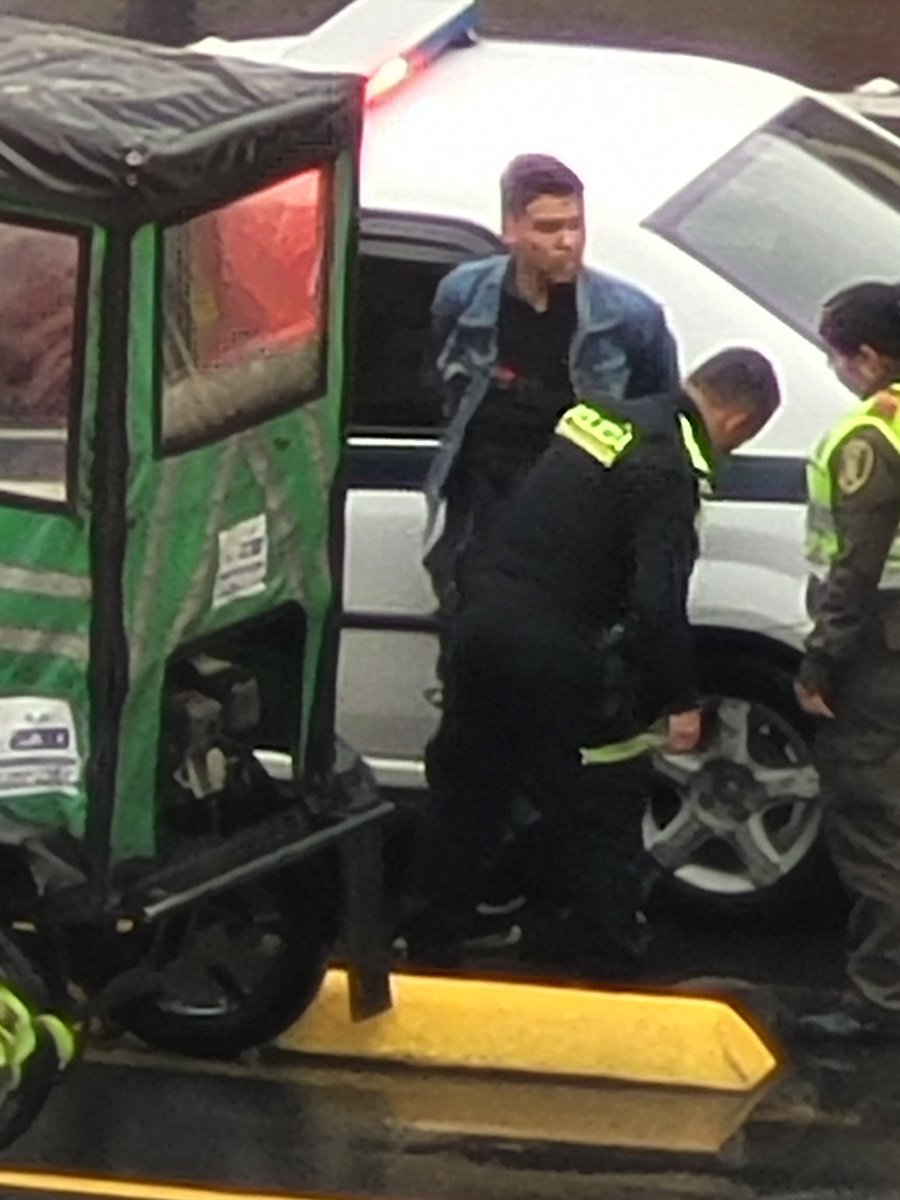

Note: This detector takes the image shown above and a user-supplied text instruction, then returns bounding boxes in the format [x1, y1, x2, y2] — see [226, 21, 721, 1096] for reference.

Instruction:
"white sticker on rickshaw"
[213, 514, 269, 609]
[0, 697, 80, 796]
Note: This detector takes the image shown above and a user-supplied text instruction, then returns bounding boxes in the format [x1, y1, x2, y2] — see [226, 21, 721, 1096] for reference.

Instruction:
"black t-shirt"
[459, 282, 577, 485]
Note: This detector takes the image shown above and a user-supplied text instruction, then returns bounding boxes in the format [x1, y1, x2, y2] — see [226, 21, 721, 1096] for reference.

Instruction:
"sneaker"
[395, 914, 522, 963]
[475, 895, 526, 917]
[462, 923, 522, 952]
[791, 992, 900, 1042]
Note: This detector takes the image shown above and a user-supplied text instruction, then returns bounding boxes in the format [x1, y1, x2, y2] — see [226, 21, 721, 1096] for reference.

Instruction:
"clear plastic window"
[161, 166, 330, 451]
[0, 223, 82, 504]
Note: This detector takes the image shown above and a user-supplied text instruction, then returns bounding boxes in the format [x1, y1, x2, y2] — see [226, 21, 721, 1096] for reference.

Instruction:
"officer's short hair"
[501, 155, 584, 219]
[688, 348, 781, 424]
[820, 281, 900, 359]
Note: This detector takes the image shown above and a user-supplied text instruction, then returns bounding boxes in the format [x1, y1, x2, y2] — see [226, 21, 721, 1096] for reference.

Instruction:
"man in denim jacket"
[424, 154, 680, 634]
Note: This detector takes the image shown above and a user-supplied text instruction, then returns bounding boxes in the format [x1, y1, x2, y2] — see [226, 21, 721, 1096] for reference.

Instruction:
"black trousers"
[424, 468, 529, 684]
[404, 595, 655, 967]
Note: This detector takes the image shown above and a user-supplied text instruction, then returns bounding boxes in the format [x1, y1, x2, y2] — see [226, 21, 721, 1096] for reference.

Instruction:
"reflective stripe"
[0, 986, 36, 1079]
[34, 1014, 77, 1070]
[556, 403, 635, 467]
[556, 403, 714, 489]
[0, 566, 90, 602]
[0, 628, 89, 663]
[678, 413, 714, 479]
[580, 728, 667, 765]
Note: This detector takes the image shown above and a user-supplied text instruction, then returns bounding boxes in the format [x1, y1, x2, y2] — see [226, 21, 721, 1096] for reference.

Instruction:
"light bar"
[193, 0, 477, 107]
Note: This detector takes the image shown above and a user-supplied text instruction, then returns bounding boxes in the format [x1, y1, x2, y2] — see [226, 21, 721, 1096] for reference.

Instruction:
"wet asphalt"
[0, 833, 864, 1198]
[3, 1014, 900, 1200]
[0, 897, 891, 1200]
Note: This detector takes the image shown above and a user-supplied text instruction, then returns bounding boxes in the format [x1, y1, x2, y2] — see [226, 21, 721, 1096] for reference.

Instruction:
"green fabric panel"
[110, 153, 353, 860]
[0, 220, 103, 840]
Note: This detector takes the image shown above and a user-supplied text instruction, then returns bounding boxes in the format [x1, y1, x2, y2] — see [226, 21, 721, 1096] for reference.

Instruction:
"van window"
[647, 98, 900, 342]
[161, 166, 330, 452]
[0, 222, 84, 505]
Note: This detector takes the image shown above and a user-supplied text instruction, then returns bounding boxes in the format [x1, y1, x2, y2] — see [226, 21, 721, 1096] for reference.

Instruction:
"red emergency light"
[365, 55, 413, 104]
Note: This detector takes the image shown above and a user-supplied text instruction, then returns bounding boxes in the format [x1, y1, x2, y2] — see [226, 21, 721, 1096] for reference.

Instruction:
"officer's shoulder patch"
[837, 436, 877, 495]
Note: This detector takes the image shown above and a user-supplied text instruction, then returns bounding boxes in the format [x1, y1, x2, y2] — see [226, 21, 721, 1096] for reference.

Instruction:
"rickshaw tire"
[111, 868, 335, 1060]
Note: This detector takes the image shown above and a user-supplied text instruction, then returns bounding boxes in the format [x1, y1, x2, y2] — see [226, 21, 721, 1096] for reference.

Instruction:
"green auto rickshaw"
[0, 16, 393, 1071]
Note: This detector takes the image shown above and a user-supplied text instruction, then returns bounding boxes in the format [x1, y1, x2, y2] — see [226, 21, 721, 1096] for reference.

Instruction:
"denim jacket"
[425, 254, 679, 531]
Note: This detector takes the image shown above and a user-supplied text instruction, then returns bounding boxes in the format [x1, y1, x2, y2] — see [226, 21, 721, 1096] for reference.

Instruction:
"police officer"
[400, 348, 781, 973]
[0, 929, 79, 1149]
[795, 282, 900, 1039]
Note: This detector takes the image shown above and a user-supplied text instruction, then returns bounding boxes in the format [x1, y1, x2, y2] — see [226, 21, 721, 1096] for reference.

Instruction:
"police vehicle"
[196, 0, 900, 921]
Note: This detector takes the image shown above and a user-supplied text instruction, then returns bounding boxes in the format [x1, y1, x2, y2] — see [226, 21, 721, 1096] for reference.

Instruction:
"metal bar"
[83, 227, 133, 893]
[339, 822, 393, 1020]
[134, 802, 395, 923]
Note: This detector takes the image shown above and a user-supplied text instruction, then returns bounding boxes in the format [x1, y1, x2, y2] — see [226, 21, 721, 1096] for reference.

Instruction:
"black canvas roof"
[0, 17, 362, 225]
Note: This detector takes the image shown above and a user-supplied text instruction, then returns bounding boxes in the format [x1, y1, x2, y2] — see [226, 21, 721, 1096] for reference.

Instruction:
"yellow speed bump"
[277, 969, 778, 1092]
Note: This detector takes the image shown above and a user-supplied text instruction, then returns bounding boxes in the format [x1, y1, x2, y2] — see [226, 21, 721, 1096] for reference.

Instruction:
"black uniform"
[404, 392, 711, 970]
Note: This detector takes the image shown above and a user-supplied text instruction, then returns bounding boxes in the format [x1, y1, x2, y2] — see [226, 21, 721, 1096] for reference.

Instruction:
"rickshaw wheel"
[114, 866, 335, 1059]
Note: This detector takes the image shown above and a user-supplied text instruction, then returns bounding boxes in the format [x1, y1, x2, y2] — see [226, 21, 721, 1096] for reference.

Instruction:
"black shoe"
[521, 906, 649, 975]
[791, 993, 900, 1042]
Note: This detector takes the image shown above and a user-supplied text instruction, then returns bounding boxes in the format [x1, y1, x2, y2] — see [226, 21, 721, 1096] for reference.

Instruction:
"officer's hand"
[793, 680, 835, 719]
[666, 709, 703, 754]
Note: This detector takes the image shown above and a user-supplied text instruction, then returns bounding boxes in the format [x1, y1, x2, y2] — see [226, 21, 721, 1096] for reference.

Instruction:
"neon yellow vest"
[806, 384, 900, 586]
[555, 401, 714, 493]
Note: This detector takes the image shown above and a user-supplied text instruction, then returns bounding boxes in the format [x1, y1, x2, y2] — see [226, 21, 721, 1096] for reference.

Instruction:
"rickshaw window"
[0, 217, 87, 509]
[159, 164, 332, 454]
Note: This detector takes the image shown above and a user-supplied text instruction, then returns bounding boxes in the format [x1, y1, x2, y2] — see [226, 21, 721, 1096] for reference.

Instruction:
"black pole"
[124, 0, 198, 46]
[83, 228, 132, 896]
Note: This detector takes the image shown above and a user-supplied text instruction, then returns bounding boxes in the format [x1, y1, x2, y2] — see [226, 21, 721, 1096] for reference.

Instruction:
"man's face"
[503, 192, 586, 284]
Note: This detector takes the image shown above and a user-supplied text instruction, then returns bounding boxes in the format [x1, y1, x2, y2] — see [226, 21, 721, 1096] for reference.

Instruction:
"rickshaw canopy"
[0, 19, 366, 875]
[0, 16, 361, 224]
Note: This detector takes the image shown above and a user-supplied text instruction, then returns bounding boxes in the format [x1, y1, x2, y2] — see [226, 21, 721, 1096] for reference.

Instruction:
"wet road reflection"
[0, 1013, 896, 1200]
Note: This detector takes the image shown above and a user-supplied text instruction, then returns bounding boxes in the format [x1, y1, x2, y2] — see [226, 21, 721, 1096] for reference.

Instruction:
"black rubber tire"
[649, 651, 842, 929]
[114, 867, 334, 1059]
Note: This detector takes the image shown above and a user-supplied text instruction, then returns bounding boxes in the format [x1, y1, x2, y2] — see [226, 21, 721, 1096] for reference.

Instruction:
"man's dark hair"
[688, 347, 781, 423]
[819, 281, 900, 359]
[500, 154, 584, 219]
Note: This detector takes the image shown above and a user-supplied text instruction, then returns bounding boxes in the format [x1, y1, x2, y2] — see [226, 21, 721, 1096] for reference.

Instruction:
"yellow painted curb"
[364, 1070, 770, 1154]
[0, 1166, 346, 1200]
[276, 969, 778, 1092]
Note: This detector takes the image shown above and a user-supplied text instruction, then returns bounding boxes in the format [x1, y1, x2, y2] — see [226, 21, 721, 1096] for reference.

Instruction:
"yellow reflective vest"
[806, 384, 900, 587]
[556, 401, 714, 490]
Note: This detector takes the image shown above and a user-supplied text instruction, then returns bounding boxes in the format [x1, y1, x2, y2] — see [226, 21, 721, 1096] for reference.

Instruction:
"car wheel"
[644, 652, 838, 926]
[114, 869, 332, 1059]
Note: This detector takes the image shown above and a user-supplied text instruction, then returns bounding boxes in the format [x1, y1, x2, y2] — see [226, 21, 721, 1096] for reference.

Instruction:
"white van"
[197, 1, 900, 921]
